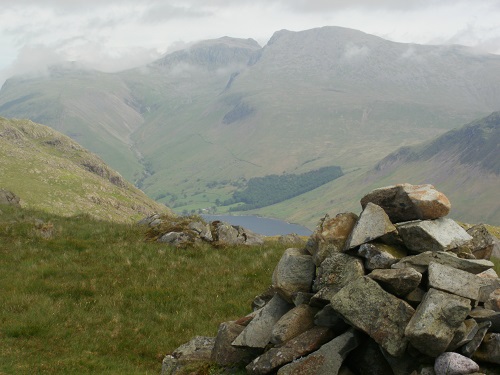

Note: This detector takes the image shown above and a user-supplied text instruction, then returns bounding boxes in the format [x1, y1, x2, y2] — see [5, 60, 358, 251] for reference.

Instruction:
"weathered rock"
[158, 231, 193, 246]
[313, 252, 365, 294]
[270, 304, 317, 345]
[137, 213, 161, 226]
[485, 288, 500, 312]
[278, 233, 305, 246]
[232, 293, 292, 348]
[345, 203, 397, 250]
[477, 268, 500, 279]
[252, 286, 276, 311]
[246, 326, 334, 375]
[211, 321, 261, 367]
[212, 221, 265, 245]
[272, 248, 315, 301]
[392, 251, 494, 274]
[291, 292, 314, 306]
[468, 308, 500, 333]
[360, 183, 451, 223]
[345, 337, 394, 375]
[428, 262, 500, 302]
[306, 212, 358, 265]
[405, 288, 471, 357]
[472, 333, 500, 365]
[330, 276, 414, 357]
[491, 235, 500, 259]
[188, 221, 213, 242]
[447, 319, 479, 351]
[460, 321, 492, 357]
[368, 268, 422, 297]
[276, 329, 360, 375]
[461, 224, 496, 260]
[357, 241, 407, 270]
[405, 287, 426, 307]
[0, 189, 21, 207]
[161, 336, 215, 375]
[397, 218, 472, 253]
[314, 304, 348, 333]
[434, 352, 479, 375]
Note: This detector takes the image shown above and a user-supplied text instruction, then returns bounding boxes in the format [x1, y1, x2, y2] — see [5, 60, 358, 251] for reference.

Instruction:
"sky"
[1, 0, 500, 86]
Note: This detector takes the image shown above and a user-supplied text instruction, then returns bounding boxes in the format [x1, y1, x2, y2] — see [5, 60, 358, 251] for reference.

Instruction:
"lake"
[202, 214, 313, 236]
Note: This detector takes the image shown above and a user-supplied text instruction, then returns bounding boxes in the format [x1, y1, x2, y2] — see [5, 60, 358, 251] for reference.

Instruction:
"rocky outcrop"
[161, 183, 500, 374]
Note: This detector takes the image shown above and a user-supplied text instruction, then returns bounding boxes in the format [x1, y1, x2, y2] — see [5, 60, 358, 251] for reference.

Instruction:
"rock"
[434, 352, 479, 375]
[428, 262, 500, 302]
[314, 304, 348, 333]
[246, 326, 334, 375]
[462, 224, 496, 259]
[212, 221, 265, 245]
[252, 286, 276, 311]
[270, 304, 317, 345]
[345, 337, 394, 375]
[137, 213, 161, 226]
[405, 287, 426, 307]
[0, 188, 21, 207]
[330, 276, 415, 357]
[313, 252, 365, 294]
[477, 268, 500, 279]
[392, 251, 494, 274]
[405, 288, 471, 357]
[345, 203, 397, 250]
[161, 336, 215, 375]
[468, 308, 500, 333]
[368, 267, 422, 297]
[397, 218, 472, 253]
[158, 231, 193, 247]
[485, 288, 500, 312]
[211, 321, 261, 367]
[447, 319, 479, 351]
[472, 333, 500, 365]
[291, 292, 314, 306]
[491, 235, 500, 259]
[272, 248, 315, 301]
[306, 212, 358, 265]
[357, 241, 407, 270]
[278, 233, 305, 246]
[360, 183, 451, 223]
[232, 293, 292, 348]
[460, 321, 492, 357]
[276, 329, 360, 375]
[188, 221, 213, 242]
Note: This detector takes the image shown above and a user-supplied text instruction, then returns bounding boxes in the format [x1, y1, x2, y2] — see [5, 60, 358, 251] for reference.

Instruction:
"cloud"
[140, 3, 211, 23]
[2, 44, 66, 79]
[342, 43, 370, 60]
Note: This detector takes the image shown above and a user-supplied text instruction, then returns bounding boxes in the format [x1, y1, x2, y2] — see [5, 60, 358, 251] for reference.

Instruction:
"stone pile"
[161, 183, 500, 375]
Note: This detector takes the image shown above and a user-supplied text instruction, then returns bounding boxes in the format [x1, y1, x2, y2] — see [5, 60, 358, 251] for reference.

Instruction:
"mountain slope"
[0, 117, 169, 222]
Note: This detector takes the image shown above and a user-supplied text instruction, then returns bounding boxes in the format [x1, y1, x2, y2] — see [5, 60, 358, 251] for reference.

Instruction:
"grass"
[0, 205, 286, 374]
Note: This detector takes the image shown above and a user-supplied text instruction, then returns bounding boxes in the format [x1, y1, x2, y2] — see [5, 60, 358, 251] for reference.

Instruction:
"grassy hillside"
[0, 205, 286, 374]
[0, 117, 168, 223]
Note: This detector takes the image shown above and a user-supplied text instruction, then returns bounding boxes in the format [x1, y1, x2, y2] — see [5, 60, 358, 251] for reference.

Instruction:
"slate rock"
[270, 304, 317, 345]
[405, 287, 426, 307]
[330, 276, 414, 357]
[357, 241, 407, 270]
[360, 183, 451, 223]
[252, 286, 276, 311]
[232, 294, 292, 348]
[276, 329, 360, 375]
[314, 304, 348, 333]
[368, 267, 422, 297]
[272, 248, 315, 301]
[211, 321, 261, 366]
[188, 221, 213, 242]
[345, 203, 397, 250]
[468, 308, 500, 333]
[447, 319, 479, 351]
[397, 218, 472, 253]
[472, 333, 500, 365]
[313, 252, 365, 294]
[460, 321, 492, 358]
[485, 288, 500, 312]
[462, 224, 496, 260]
[405, 288, 471, 357]
[434, 352, 479, 375]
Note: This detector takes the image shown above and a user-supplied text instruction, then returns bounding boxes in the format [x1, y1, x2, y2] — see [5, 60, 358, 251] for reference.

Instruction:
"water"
[202, 214, 312, 236]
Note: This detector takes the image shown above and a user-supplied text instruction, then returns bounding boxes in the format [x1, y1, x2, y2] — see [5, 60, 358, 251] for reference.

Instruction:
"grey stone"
[278, 233, 305, 246]
[405, 288, 471, 357]
[472, 333, 500, 365]
[468, 308, 500, 333]
[360, 183, 451, 223]
[357, 241, 407, 270]
[158, 231, 192, 246]
[463, 224, 496, 260]
[232, 294, 292, 348]
[272, 248, 315, 301]
[252, 286, 275, 311]
[368, 267, 422, 297]
[447, 319, 479, 351]
[211, 321, 261, 367]
[291, 292, 314, 306]
[330, 276, 415, 357]
[345, 337, 394, 375]
[270, 304, 317, 345]
[434, 352, 479, 375]
[246, 326, 334, 375]
[392, 251, 494, 274]
[428, 262, 500, 302]
[161, 336, 215, 375]
[477, 268, 500, 279]
[485, 288, 500, 312]
[405, 287, 426, 307]
[314, 304, 348, 333]
[345, 203, 397, 250]
[397, 218, 472, 253]
[313, 252, 365, 294]
[212, 221, 265, 245]
[188, 221, 213, 242]
[276, 329, 360, 375]
[461, 321, 492, 357]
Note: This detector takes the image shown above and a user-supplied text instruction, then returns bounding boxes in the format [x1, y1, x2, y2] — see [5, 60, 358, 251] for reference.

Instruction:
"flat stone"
[272, 248, 315, 301]
[428, 262, 500, 302]
[392, 251, 494, 274]
[345, 203, 397, 250]
[270, 304, 317, 345]
[434, 352, 479, 375]
[232, 294, 293, 348]
[357, 241, 407, 270]
[468, 308, 500, 332]
[461, 321, 492, 357]
[463, 224, 496, 260]
[405, 287, 426, 307]
[211, 321, 261, 367]
[252, 286, 276, 311]
[313, 253, 365, 294]
[276, 329, 360, 375]
[405, 288, 471, 357]
[360, 183, 451, 223]
[246, 326, 334, 375]
[472, 333, 500, 365]
[330, 276, 415, 357]
[447, 319, 479, 351]
[368, 268, 422, 297]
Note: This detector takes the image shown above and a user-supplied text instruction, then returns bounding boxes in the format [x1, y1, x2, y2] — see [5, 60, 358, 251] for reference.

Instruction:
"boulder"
[405, 288, 471, 357]
[397, 218, 472, 253]
[472, 333, 500, 365]
[313, 253, 365, 294]
[161, 336, 215, 375]
[232, 293, 292, 348]
[211, 321, 261, 367]
[188, 221, 213, 242]
[357, 241, 407, 270]
[330, 276, 415, 357]
[461, 224, 496, 259]
[368, 268, 422, 297]
[360, 183, 451, 223]
[270, 304, 317, 345]
[272, 248, 315, 301]
[276, 329, 360, 375]
[344, 203, 397, 250]
[434, 352, 479, 375]
[158, 231, 193, 247]
[212, 221, 265, 245]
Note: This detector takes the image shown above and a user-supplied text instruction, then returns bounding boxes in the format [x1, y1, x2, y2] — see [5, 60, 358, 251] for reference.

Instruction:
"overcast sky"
[1, 0, 500, 86]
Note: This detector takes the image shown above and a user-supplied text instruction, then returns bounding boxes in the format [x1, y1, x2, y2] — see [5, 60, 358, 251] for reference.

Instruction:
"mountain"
[1, 26, 500, 219]
[0, 116, 169, 222]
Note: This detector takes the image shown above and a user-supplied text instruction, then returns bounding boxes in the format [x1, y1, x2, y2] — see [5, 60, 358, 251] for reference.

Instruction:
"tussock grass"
[0, 205, 286, 374]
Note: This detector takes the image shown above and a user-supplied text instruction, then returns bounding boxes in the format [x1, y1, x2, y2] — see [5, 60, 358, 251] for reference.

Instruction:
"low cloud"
[342, 43, 370, 60]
